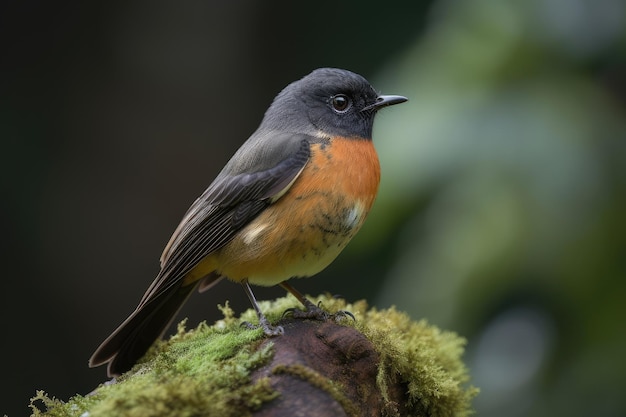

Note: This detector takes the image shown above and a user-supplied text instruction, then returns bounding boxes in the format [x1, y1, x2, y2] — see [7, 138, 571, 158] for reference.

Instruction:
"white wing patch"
[242, 222, 269, 245]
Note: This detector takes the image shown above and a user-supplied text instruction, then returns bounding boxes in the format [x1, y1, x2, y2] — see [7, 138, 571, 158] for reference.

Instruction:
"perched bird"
[89, 68, 407, 377]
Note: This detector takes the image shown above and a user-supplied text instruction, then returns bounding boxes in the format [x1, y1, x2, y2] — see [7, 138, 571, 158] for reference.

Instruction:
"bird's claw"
[282, 302, 355, 323]
[240, 319, 284, 336]
[334, 309, 356, 322]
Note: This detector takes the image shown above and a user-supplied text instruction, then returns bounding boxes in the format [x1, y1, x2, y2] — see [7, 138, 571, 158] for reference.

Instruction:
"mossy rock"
[30, 295, 478, 417]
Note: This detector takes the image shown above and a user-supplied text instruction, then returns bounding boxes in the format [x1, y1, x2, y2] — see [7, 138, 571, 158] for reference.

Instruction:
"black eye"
[330, 94, 351, 113]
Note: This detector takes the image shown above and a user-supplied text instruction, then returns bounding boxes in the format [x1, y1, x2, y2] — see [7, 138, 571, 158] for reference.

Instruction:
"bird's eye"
[330, 94, 351, 113]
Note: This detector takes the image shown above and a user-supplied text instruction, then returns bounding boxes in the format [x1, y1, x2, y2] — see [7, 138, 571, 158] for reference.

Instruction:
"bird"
[89, 67, 407, 377]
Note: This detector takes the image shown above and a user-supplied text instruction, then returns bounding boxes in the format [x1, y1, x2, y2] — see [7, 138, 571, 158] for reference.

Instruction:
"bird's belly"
[217, 195, 368, 285]
[215, 138, 380, 286]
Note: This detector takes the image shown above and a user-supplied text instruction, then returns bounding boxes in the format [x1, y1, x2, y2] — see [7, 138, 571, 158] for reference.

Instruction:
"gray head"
[260, 68, 407, 139]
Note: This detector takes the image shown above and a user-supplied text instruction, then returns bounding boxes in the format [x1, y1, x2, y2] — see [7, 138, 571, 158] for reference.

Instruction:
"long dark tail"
[89, 283, 197, 377]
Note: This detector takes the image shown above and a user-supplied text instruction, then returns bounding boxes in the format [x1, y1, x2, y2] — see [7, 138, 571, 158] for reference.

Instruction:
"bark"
[252, 319, 408, 417]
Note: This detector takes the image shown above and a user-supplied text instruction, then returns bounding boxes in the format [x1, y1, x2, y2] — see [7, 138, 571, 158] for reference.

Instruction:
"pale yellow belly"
[215, 196, 368, 285]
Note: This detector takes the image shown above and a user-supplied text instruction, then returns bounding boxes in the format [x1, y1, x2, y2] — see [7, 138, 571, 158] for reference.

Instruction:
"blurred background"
[1, 0, 625, 416]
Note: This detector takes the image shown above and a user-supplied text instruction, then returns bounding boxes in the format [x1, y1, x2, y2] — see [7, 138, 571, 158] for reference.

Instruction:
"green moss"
[309, 296, 479, 417]
[30, 297, 478, 417]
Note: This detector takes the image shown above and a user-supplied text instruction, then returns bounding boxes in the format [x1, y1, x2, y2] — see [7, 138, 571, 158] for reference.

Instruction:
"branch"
[30, 295, 478, 417]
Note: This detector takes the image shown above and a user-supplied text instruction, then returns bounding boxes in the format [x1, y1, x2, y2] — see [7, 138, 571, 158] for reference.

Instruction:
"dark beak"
[362, 95, 408, 112]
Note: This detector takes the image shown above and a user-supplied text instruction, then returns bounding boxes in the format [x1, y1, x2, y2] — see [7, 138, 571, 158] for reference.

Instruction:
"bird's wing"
[137, 133, 312, 306]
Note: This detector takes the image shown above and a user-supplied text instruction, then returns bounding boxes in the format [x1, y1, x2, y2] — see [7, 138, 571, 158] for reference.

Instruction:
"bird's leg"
[241, 280, 284, 336]
[280, 282, 355, 322]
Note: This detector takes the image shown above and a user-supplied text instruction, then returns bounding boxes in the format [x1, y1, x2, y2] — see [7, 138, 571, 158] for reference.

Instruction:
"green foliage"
[348, 1, 626, 415]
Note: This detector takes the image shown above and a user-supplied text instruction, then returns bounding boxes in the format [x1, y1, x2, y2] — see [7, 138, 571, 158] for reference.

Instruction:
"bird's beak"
[362, 95, 408, 112]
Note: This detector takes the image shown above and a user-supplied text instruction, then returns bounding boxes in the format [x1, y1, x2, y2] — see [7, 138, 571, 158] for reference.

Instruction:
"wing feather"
[139, 134, 311, 305]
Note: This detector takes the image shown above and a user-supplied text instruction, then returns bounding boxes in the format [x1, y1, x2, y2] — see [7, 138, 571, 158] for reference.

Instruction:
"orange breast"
[309, 137, 381, 203]
[193, 137, 380, 286]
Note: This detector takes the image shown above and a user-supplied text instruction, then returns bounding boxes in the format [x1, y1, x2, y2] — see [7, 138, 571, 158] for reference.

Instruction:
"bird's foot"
[241, 315, 284, 336]
[283, 299, 355, 322]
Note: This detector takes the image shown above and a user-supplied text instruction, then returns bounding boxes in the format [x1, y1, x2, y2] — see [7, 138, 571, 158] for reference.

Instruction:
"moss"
[30, 297, 478, 417]
[308, 296, 479, 417]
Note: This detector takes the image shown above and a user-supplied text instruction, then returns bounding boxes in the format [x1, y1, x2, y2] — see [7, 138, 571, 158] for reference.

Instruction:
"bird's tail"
[89, 283, 197, 377]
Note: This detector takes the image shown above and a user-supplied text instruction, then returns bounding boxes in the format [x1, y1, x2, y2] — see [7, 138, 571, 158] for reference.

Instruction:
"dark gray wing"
[138, 133, 312, 306]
